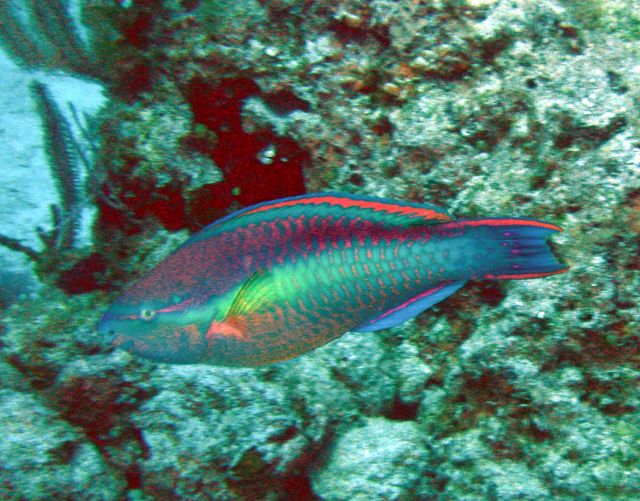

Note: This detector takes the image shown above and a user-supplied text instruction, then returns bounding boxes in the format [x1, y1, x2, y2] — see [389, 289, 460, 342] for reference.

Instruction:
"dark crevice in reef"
[554, 115, 627, 149]
[84, 76, 311, 294]
[95, 77, 310, 236]
[96, 172, 186, 236]
[328, 18, 391, 50]
[281, 474, 318, 500]
[54, 251, 112, 294]
[125, 463, 143, 490]
[184, 77, 309, 231]
[262, 89, 311, 115]
[385, 397, 420, 421]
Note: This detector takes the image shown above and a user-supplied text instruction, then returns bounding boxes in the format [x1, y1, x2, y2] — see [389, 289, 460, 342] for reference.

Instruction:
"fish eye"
[140, 309, 156, 321]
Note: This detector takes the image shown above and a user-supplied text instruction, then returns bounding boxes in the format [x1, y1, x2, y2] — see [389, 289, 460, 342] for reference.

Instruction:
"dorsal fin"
[186, 193, 453, 246]
[237, 193, 452, 222]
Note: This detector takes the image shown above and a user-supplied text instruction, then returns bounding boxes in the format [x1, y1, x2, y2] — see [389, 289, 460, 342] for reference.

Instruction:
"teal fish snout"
[97, 313, 120, 346]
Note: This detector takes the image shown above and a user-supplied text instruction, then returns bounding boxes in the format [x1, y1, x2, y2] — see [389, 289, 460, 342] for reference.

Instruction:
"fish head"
[98, 292, 210, 364]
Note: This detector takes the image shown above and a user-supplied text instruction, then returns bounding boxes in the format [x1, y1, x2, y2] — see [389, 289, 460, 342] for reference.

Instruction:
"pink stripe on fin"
[353, 280, 466, 332]
[484, 268, 568, 280]
[242, 193, 452, 222]
[439, 218, 563, 232]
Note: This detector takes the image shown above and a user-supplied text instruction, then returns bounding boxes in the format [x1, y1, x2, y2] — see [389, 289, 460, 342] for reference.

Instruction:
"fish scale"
[218, 227, 437, 360]
[99, 193, 567, 366]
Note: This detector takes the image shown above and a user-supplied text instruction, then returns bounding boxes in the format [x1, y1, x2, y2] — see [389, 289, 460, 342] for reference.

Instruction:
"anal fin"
[353, 280, 466, 332]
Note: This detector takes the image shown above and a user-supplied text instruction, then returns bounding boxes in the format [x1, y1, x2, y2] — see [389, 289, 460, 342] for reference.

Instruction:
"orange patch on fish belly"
[206, 320, 248, 341]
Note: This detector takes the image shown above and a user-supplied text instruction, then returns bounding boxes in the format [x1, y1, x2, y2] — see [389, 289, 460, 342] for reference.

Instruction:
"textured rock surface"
[1, 0, 639, 499]
[0, 388, 125, 500]
[311, 417, 435, 500]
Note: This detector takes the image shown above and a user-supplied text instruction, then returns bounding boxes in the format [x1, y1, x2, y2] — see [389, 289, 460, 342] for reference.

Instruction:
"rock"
[0, 388, 125, 500]
[311, 417, 436, 500]
[131, 364, 319, 499]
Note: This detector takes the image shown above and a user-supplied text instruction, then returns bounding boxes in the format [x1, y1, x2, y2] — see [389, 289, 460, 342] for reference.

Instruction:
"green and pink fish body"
[98, 193, 566, 367]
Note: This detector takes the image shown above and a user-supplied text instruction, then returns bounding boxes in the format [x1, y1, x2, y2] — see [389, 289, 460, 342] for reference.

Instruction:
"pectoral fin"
[224, 270, 272, 320]
[205, 271, 270, 342]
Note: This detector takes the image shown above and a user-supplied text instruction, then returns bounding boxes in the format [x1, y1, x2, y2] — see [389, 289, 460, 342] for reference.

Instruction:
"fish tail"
[441, 218, 568, 279]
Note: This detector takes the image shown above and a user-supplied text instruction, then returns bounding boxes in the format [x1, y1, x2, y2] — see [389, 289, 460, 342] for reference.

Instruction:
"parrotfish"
[98, 193, 566, 367]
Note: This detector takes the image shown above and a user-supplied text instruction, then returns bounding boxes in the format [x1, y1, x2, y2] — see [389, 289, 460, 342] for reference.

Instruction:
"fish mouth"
[98, 317, 116, 343]
[97, 315, 133, 351]
[99, 327, 133, 351]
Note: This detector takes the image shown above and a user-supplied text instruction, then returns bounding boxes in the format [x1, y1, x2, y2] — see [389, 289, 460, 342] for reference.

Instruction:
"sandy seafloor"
[0, 50, 104, 301]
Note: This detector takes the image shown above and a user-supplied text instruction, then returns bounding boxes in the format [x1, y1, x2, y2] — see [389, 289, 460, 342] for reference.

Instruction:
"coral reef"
[1, 0, 639, 499]
[310, 417, 436, 499]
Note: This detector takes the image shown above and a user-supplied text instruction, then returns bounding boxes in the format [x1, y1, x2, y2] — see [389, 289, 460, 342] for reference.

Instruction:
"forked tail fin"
[440, 218, 568, 280]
